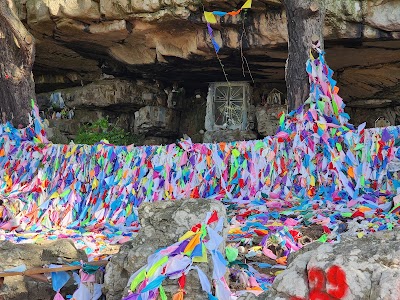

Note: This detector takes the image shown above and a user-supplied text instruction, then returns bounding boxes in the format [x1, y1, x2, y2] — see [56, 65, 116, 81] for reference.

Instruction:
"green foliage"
[75, 118, 142, 146]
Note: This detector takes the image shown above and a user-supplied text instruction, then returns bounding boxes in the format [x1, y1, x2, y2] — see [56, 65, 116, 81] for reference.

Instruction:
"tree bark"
[283, 0, 326, 112]
[0, 0, 35, 127]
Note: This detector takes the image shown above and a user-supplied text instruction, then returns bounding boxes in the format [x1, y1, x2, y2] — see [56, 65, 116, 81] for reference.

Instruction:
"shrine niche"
[375, 116, 391, 128]
[205, 82, 251, 131]
[204, 82, 257, 143]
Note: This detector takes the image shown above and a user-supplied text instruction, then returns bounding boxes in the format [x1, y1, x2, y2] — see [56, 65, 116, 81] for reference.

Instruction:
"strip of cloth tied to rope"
[122, 211, 230, 300]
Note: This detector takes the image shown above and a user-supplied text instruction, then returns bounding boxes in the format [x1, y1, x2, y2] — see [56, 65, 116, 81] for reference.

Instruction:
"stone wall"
[38, 79, 290, 144]
[37, 75, 399, 145]
[346, 106, 400, 128]
[37, 79, 182, 144]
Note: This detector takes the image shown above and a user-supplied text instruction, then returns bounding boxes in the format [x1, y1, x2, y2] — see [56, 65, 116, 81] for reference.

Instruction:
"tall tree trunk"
[0, 0, 35, 127]
[283, 0, 326, 112]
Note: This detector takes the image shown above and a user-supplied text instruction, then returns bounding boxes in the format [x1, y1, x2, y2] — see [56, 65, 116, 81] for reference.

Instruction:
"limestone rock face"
[0, 239, 87, 300]
[179, 97, 207, 143]
[14, 0, 400, 111]
[37, 79, 167, 142]
[346, 106, 400, 128]
[103, 199, 228, 300]
[15, 0, 400, 135]
[364, 1, 400, 31]
[38, 79, 161, 111]
[134, 106, 180, 137]
[22, 0, 400, 66]
[261, 230, 400, 300]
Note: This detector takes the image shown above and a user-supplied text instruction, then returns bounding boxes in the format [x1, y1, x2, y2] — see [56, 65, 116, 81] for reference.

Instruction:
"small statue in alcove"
[165, 82, 185, 109]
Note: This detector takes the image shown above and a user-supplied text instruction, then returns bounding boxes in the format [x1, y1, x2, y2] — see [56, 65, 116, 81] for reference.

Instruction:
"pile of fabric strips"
[0, 44, 399, 299]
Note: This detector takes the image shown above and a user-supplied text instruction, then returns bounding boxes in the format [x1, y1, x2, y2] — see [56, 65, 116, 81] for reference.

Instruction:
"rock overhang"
[11, 0, 399, 110]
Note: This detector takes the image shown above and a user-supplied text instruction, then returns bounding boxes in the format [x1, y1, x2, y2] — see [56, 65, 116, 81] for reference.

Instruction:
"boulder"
[261, 230, 400, 300]
[364, 1, 400, 31]
[46, 126, 70, 144]
[0, 239, 87, 300]
[256, 105, 286, 137]
[103, 198, 228, 300]
[48, 119, 81, 138]
[134, 106, 180, 137]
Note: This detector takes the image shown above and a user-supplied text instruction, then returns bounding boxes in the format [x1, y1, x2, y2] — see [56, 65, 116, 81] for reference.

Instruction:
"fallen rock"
[261, 230, 400, 300]
[0, 239, 87, 300]
[103, 198, 228, 300]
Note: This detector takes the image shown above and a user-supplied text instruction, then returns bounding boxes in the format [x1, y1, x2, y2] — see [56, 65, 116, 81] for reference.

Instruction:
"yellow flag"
[310, 175, 315, 186]
[92, 177, 98, 189]
[178, 230, 196, 241]
[318, 122, 327, 131]
[241, 0, 252, 9]
[204, 11, 217, 24]
[50, 191, 59, 199]
[309, 49, 315, 60]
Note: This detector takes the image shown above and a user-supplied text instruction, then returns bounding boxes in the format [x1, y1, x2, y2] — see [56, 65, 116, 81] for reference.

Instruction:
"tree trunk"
[0, 0, 35, 127]
[283, 0, 326, 112]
